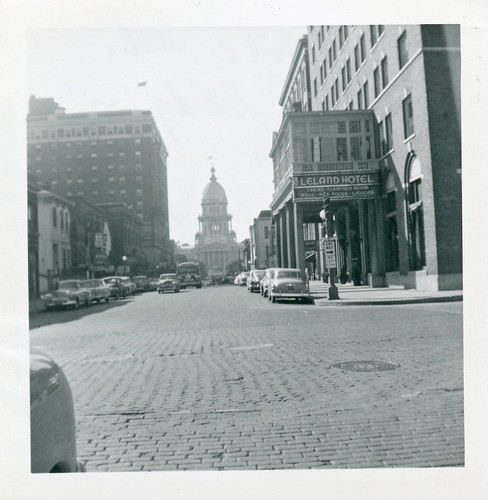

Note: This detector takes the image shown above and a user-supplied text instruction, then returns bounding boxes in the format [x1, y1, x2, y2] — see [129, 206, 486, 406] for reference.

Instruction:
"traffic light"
[323, 197, 332, 218]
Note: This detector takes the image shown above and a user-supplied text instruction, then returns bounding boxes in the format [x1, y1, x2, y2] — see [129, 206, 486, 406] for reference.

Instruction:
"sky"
[26, 26, 306, 245]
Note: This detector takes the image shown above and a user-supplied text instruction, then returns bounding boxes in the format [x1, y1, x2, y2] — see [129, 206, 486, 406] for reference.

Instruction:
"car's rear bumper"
[272, 291, 310, 298]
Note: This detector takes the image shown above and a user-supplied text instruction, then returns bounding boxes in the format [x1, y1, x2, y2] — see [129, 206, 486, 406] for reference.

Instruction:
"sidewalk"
[309, 281, 463, 306]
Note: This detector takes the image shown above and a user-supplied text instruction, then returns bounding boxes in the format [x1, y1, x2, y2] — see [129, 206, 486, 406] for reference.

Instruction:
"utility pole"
[320, 196, 340, 300]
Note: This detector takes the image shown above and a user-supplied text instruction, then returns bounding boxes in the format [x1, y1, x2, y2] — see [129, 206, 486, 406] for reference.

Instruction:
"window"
[349, 120, 361, 133]
[360, 34, 366, 62]
[398, 31, 409, 69]
[402, 94, 415, 138]
[313, 78, 318, 97]
[329, 47, 334, 69]
[373, 67, 381, 97]
[350, 137, 363, 160]
[378, 25, 384, 36]
[406, 156, 425, 270]
[357, 88, 363, 109]
[60, 210, 64, 230]
[91, 165, 98, 170]
[52, 206, 57, 228]
[264, 226, 269, 239]
[370, 25, 377, 46]
[336, 138, 348, 161]
[378, 121, 386, 156]
[52, 243, 59, 270]
[354, 44, 360, 71]
[136, 188, 143, 196]
[381, 56, 389, 88]
[341, 66, 347, 91]
[363, 80, 369, 108]
[385, 172, 399, 271]
[385, 113, 393, 151]
[339, 26, 345, 48]
[312, 45, 316, 64]
[345, 58, 351, 85]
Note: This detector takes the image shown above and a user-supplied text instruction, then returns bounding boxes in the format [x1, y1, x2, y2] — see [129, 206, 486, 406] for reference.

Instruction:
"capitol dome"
[202, 168, 227, 203]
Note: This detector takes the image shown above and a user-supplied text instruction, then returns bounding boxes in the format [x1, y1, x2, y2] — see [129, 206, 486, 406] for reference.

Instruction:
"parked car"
[267, 267, 310, 303]
[146, 278, 158, 292]
[132, 275, 149, 293]
[41, 280, 91, 310]
[120, 276, 136, 296]
[101, 276, 127, 299]
[247, 269, 266, 292]
[30, 348, 86, 473]
[260, 268, 278, 297]
[157, 273, 180, 294]
[82, 279, 111, 304]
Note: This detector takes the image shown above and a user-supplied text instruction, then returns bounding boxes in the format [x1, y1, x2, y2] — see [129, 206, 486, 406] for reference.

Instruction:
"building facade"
[270, 25, 461, 290]
[177, 168, 243, 278]
[69, 198, 112, 278]
[28, 173, 40, 302]
[97, 202, 145, 276]
[249, 210, 274, 269]
[37, 190, 73, 292]
[27, 96, 172, 273]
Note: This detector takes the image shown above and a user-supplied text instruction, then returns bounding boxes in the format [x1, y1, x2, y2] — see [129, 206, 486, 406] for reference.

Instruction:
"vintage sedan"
[30, 349, 86, 473]
[41, 280, 91, 310]
[247, 269, 266, 293]
[157, 273, 180, 294]
[267, 267, 310, 304]
[82, 279, 111, 304]
[120, 276, 136, 296]
[101, 276, 127, 299]
[132, 275, 149, 293]
[260, 268, 278, 297]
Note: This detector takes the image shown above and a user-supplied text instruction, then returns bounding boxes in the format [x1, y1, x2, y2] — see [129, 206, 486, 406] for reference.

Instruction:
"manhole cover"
[331, 360, 400, 372]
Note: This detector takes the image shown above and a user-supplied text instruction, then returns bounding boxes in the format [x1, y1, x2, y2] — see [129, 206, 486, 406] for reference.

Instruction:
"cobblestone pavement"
[29, 286, 464, 471]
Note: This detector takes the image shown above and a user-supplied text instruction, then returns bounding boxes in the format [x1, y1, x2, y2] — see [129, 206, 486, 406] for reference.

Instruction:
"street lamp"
[320, 197, 339, 300]
[122, 255, 127, 275]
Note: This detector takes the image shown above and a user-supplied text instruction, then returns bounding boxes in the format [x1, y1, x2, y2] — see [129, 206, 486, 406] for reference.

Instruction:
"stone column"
[286, 202, 296, 268]
[294, 202, 305, 272]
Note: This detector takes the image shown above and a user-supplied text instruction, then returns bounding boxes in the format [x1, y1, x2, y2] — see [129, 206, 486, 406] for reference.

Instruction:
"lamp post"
[320, 197, 339, 300]
[122, 255, 127, 275]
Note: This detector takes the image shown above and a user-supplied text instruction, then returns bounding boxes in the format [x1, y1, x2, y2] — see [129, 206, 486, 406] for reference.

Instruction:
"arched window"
[405, 154, 425, 270]
[384, 171, 399, 271]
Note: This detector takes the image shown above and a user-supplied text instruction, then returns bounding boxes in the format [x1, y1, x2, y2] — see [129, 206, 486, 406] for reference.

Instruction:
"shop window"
[385, 172, 399, 271]
[405, 156, 425, 270]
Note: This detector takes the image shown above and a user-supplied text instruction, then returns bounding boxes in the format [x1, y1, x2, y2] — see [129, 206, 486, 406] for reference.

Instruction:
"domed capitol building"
[177, 168, 243, 278]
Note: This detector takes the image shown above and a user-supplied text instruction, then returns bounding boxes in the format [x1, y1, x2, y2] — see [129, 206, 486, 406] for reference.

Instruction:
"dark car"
[30, 349, 86, 473]
[82, 279, 111, 304]
[132, 275, 149, 293]
[41, 280, 91, 310]
[101, 276, 127, 299]
[267, 267, 310, 303]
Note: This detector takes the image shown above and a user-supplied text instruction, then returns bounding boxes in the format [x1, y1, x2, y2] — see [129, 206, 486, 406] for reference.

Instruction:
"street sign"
[324, 238, 337, 268]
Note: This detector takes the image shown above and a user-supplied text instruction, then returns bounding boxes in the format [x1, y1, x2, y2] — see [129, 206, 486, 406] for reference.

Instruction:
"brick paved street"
[29, 286, 464, 472]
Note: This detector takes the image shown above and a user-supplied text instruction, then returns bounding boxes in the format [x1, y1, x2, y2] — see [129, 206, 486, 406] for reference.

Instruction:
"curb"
[312, 295, 463, 306]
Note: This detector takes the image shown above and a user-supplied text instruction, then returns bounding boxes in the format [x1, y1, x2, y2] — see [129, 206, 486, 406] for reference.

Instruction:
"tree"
[225, 260, 240, 276]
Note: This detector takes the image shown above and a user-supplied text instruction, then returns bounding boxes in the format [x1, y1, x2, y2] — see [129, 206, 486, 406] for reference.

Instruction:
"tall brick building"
[27, 97, 172, 272]
[270, 25, 461, 290]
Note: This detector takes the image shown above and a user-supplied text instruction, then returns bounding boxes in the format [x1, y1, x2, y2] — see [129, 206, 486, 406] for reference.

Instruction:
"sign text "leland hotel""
[294, 173, 377, 187]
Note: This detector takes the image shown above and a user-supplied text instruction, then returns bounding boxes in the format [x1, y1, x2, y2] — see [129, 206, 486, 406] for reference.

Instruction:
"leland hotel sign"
[293, 172, 380, 201]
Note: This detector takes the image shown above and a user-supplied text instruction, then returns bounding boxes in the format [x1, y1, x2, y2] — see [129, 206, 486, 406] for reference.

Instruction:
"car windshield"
[58, 281, 80, 289]
[104, 278, 118, 284]
[276, 271, 302, 279]
[254, 271, 265, 278]
[83, 280, 101, 287]
[160, 274, 177, 280]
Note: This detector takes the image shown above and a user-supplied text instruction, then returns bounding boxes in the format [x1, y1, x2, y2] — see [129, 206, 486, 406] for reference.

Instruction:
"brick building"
[27, 96, 172, 273]
[249, 210, 274, 269]
[270, 25, 461, 290]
